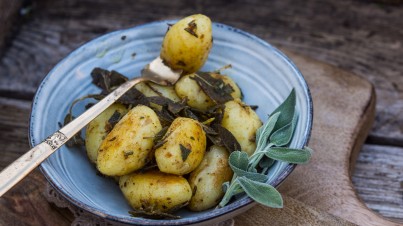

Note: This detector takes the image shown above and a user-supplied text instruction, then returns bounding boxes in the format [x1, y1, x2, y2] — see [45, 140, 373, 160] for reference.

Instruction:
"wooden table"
[0, 0, 402, 225]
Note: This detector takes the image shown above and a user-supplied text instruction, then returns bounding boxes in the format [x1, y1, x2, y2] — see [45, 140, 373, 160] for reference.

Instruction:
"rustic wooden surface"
[0, 0, 402, 225]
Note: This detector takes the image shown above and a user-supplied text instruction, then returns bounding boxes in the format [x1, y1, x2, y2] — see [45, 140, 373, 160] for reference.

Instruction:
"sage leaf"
[270, 111, 298, 146]
[265, 147, 311, 164]
[228, 151, 249, 171]
[256, 112, 280, 150]
[258, 156, 275, 169]
[222, 181, 230, 193]
[237, 177, 283, 208]
[271, 89, 296, 132]
[229, 163, 268, 183]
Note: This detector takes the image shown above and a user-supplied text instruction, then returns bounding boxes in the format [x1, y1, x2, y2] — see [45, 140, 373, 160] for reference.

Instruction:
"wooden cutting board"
[233, 51, 401, 226]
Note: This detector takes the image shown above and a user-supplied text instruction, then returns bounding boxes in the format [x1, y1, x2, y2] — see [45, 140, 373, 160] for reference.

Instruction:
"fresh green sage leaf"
[270, 111, 298, 146]
[222, 181, 230, 193]
[237, 177, 283, 208]
[265, 147, 311, 164]
[271, 89, 296, 132]
[256, 112, 281, 150]
[228, 151, 249, 171]
[258, 156, 275, 169]
[229, 163, 268, 183]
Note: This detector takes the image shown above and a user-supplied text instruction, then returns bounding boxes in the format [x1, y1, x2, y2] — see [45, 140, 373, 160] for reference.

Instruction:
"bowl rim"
[29, 19, 313, 225]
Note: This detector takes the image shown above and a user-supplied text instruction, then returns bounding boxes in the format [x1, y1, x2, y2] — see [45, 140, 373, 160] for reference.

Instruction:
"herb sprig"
[218, 89, 313, 208]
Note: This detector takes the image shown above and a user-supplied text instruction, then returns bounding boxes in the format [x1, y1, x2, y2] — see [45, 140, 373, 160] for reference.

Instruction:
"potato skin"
[119, 170, 192, 213]
[174, 73, 241, 111]
[160, 14, 212, 74]
[188, 145, 233, 211]
[135, 82, 180, 102]
[221, 99, 262, 155]
[85, 103, 128, 164]
[155, 117, 206, 175]
[97, 105, 162, 176]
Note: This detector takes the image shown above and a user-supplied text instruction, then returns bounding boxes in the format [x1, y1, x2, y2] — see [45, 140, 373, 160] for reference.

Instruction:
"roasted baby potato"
[97, 105, 162, 176]
[221, 99, 262, 155]
[188, 145, 233, 211]
[174, 73, 241, 111]
[119, 170, 192, 213]
[155, 117, 206, 175]
[160, 14, 212, 74]
[135, 81, 180, 102]
[85, 103, 128, 164]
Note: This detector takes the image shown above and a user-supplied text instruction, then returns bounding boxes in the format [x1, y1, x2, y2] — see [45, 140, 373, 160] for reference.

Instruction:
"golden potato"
[221, 99, 262, 155]
[119, 170, 192, 213]
[85, 103, 128, 164]
[160, 14, 212, 74]
[135, 81, 180, 102]
[188, 145, 233, 211]
[174, 73, 241, 111]
[97, 105, 162, 176]
[155, 117, 206, 175]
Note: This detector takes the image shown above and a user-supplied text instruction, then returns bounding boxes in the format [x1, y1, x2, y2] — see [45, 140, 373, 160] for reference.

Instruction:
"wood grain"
[0, 98, 73, 226]
[352, 144, 403, 223]
[0, 0, 402, 224]
[0, 0, 23, 55]
[0, 0, 402, 144]
[278, 51, 400, 226]
[235, 196, 357, 226]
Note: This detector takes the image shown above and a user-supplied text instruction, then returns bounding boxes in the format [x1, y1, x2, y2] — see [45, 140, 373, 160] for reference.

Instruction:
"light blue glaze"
[29, 21, 312, 225]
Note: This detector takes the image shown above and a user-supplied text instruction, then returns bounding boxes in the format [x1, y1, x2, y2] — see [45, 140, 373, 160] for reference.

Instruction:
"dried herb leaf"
[191, 72, 234, 104]
[184, 19, 198, 38]
[118, 88, 150, 106]
[179, 144, 192, 161]
[212, 124, 241, 153]
[91, 67, 128, 93]
[105, 111, 122, 133]
[63, 113, 85, 147]
[153, 127, 169, 146]
[123, 150, 134, 159]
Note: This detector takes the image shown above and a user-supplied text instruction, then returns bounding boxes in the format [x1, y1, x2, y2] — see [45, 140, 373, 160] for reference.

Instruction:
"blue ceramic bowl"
[29, 20, 312, 225]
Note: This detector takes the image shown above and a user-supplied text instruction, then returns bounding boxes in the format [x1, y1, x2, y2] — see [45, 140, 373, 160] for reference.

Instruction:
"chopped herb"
[212, 124, 241, 153]
[105, 111, 122, 132]
[91, 68, 128, 93]
[124, 150, 134, 159]
[179, 144, 192, 161]
[184, 19, 198, 38]
[121, 35, 126, 40]
[153, 127, 169, 146]
[191, 72, 234, 104]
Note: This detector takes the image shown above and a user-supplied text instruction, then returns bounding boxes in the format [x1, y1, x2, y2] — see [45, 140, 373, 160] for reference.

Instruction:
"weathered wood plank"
[352, 144, 403, 223]
[0, 0, 403, 143]
[0, 0, 23, 54]
[0, 98, 31, 169]
[0, 98, 72, 226]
